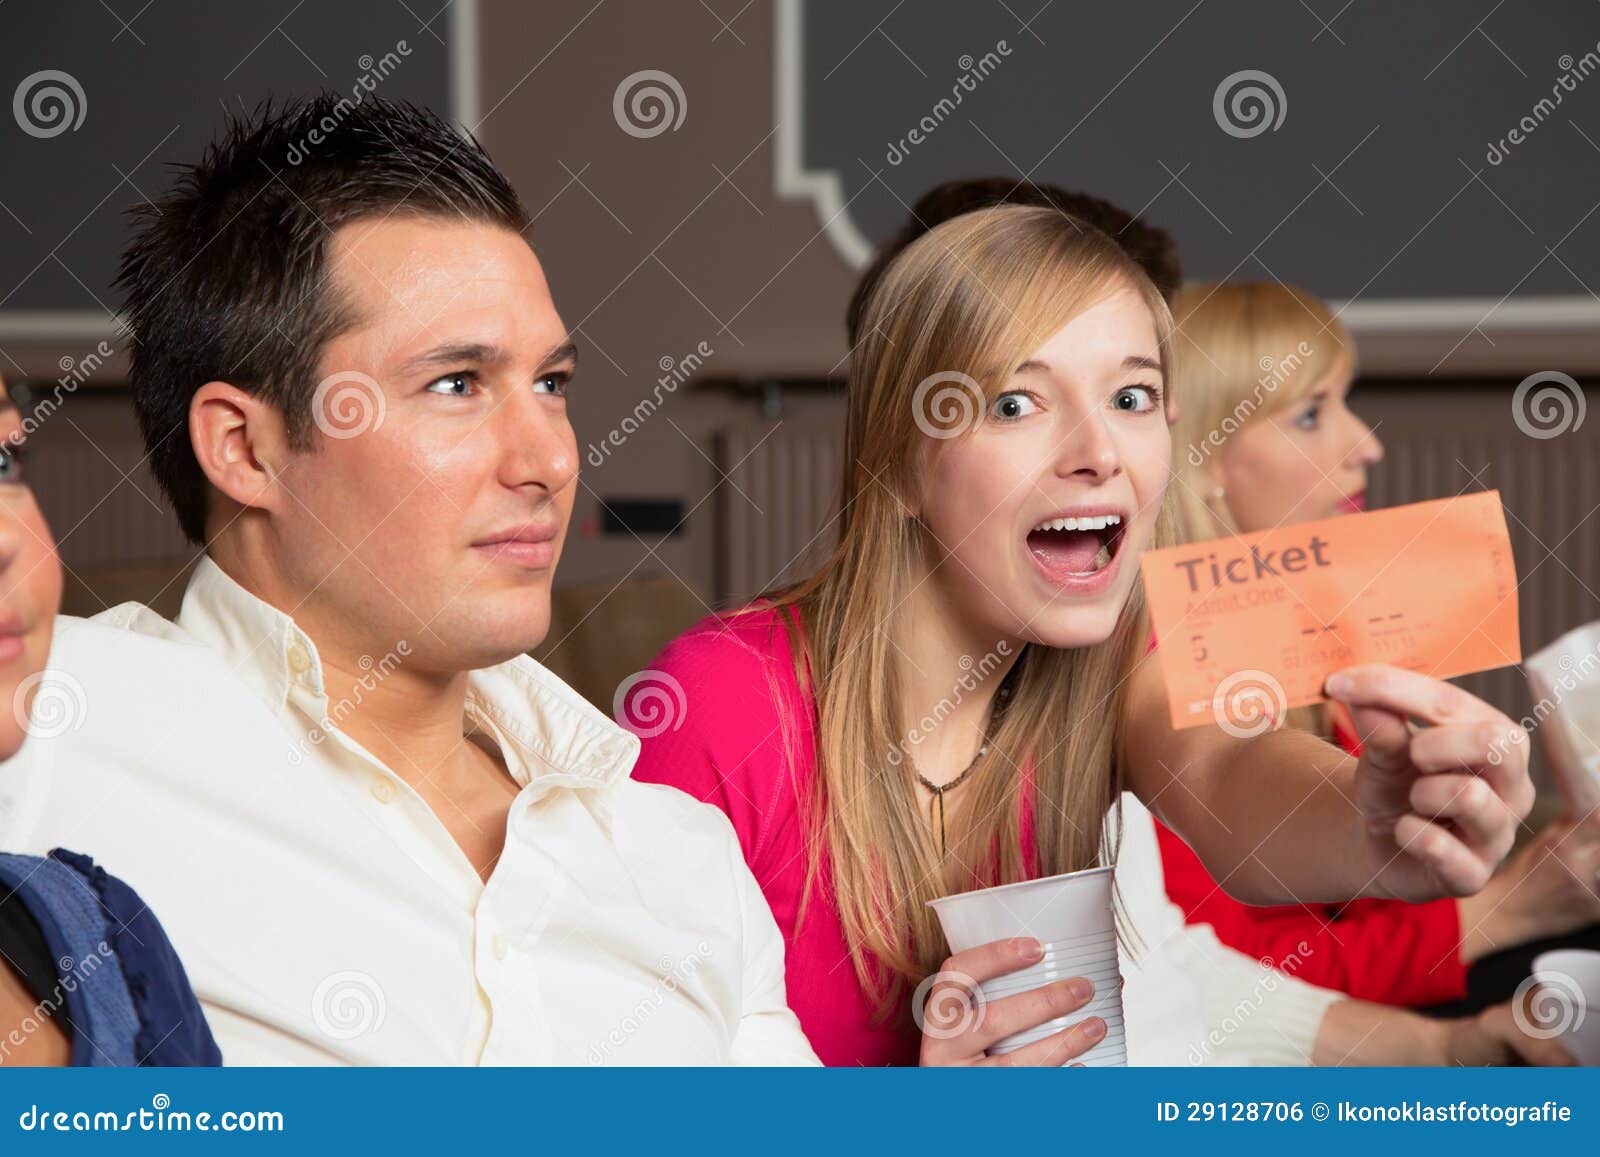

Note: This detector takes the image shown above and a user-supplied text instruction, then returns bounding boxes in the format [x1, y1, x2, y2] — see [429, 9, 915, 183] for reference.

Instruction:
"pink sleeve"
[628, 617, 804, 877]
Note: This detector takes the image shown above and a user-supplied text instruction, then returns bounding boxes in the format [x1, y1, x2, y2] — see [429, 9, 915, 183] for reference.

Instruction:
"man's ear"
[189, 382, 290, 517]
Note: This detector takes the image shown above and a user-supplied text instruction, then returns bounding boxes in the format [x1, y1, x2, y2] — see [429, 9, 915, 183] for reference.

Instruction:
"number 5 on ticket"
[1140, 490, 1521, 731]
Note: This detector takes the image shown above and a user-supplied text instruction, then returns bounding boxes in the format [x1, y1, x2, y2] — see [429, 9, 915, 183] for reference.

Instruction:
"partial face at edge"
[1217, 355, 1384, 532]
[267, 218, 579, 672]
[0, 379, 63, 759]
[914, 285, 1171, 650]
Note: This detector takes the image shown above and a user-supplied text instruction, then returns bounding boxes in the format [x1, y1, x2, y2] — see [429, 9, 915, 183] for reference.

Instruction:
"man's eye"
[425, 373, 475, 397]
[534, 371, 570, 397]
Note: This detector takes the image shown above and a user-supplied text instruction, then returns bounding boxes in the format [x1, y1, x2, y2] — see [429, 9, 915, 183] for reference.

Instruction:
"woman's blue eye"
[1113, 385, 1161, 413]
[1296, 404, 1322, 430]
[0, 442, 27, 483]
[989, 391, 1038, 421]
[425, 373, 474, 397]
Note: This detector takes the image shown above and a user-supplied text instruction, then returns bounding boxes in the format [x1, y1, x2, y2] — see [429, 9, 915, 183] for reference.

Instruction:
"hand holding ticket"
[1142, 491, 1534, 900]
[1141, 491, 1521, 732]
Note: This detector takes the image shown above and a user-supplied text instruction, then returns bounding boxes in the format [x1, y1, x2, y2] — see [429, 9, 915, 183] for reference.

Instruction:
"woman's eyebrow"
[1015, 354, 1164, 375]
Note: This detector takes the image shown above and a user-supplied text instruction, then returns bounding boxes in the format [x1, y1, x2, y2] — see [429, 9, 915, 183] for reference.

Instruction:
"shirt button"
[370, 776, 396, 804]
[492, 935, 509, 961]
[287, 641, 313, 675]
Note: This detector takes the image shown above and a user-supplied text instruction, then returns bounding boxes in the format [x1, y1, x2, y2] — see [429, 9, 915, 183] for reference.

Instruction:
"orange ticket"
[1140, 491, 1521, 732]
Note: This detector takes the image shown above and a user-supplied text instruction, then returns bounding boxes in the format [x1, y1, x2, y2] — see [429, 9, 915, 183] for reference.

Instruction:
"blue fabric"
[0, 850, 221, 1066]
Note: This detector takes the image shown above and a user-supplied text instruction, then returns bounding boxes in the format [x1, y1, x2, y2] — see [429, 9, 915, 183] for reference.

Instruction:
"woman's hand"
[1459, 813, 1600, 961]
[1324, 665, 1533, 901]
[917, 937, 1107, 1066]
[1441, 1001, 1580, 1067]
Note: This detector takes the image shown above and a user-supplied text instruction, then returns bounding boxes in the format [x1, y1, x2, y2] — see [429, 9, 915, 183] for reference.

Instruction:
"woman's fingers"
[980, 1014, 1108, 1067]
[969, 976, 1097, 1053]
[1407, 770, 1516, 856]
[1394, 813, 1494, 895]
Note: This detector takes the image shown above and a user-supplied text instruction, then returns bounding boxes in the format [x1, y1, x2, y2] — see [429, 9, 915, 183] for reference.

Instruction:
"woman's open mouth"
[1025, 512, 1128, 591]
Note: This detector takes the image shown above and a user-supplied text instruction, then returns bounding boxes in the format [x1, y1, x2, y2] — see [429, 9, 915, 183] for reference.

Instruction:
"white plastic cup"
[928, 865, 1125, 1065]
[1531, 949, 1600, 1066]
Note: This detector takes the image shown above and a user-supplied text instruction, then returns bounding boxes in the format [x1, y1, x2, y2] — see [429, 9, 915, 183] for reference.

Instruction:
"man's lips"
[0, 613, 30, 664]
[472, 523, 560, 569]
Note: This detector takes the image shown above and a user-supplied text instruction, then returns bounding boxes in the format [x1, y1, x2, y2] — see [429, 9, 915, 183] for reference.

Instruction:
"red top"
[630, 604, 923, 1065]
[1144, 635, 1469, 1006]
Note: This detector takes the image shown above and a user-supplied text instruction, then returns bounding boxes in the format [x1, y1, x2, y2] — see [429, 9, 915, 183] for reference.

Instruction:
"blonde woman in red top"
[1163, 280, 1600, 1009]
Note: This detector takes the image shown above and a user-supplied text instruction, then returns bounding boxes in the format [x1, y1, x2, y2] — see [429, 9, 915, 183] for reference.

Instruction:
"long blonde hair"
[1169, 281, 1354, 737]
[751, 206, 1176, 1021]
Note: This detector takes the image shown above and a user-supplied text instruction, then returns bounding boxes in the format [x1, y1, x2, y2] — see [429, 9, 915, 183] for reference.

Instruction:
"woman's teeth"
[1031, 513, 1122, 533]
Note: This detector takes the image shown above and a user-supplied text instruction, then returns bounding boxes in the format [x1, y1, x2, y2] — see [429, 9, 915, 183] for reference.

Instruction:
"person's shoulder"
[53, 607, 212, 664]
[651, 601, 805, 697]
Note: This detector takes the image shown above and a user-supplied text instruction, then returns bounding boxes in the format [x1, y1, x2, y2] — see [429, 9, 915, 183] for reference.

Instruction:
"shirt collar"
[175, 554, 639, 791]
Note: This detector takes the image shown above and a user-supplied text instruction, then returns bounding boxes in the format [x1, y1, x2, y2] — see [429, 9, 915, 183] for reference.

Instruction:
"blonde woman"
[1162, 280, 1600, 1010]
[631, 206, 1533, 1065]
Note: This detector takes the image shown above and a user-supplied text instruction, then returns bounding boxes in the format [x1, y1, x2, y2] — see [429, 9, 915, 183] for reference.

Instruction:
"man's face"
[266, 217, 578, 673]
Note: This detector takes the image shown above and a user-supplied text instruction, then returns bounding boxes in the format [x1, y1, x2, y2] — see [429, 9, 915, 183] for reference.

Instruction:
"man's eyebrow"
[540, 340, 578, 370]
[395, 342, 508, 375]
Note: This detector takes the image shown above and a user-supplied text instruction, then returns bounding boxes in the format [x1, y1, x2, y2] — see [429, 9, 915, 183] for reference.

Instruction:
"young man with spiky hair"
[6, 97, 817, 1064]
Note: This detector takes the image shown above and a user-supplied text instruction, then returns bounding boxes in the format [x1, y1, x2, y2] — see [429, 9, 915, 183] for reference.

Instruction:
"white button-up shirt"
[0, 556, 817, 1066]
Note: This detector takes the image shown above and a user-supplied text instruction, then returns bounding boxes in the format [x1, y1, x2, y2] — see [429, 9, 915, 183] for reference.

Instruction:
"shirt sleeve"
[1155, 820, 1469, 1007]
[727, 837, 820, 1066]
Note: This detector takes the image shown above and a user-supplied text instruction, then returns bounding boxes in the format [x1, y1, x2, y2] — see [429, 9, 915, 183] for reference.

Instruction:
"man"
[3, 97, 816, 1064]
